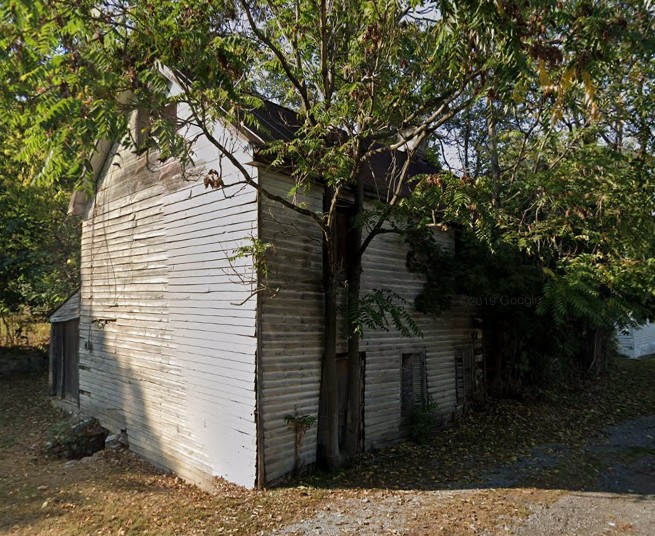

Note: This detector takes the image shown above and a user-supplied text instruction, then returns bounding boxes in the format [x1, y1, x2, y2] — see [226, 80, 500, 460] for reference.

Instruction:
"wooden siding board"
[359, 228, 473, 449]
[79, 125, 259, 489]
[50, 291, 81, 323]
[258, 172, 325, 483]
[258, 174, 477, 483]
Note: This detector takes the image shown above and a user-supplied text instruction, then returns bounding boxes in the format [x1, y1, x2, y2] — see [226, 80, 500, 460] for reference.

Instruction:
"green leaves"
[0, 173, 80, 317]
[350, 288, 422, 338]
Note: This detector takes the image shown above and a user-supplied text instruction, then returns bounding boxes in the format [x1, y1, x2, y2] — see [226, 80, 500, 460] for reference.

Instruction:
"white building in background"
[616, 321, 655, 359]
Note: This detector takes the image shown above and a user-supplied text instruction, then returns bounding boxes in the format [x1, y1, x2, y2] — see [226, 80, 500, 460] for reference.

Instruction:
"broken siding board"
[80, 254, 168, 269]
[80, 215, 162, 242]
[79, 311, 168, 324]
[166, 220, 259, 245]
[168, 280, 258, 294]
[163, 189, 257, 221]
[165, 199, 259, 229]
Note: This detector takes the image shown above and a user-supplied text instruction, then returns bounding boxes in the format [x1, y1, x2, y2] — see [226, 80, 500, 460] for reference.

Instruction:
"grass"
[0, 357, 654, 535]
[0, 315, 49, 349]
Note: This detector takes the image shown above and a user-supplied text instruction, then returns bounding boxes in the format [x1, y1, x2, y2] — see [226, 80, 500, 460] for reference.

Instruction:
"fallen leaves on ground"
[1, 357, 654, 535]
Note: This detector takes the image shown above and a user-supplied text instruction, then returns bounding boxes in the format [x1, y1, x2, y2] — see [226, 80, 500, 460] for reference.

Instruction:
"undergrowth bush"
[407, 396, 438, 444]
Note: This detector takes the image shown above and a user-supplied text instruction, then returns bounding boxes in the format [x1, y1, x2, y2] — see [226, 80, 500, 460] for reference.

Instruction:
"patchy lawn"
[1, 358, 654, 535]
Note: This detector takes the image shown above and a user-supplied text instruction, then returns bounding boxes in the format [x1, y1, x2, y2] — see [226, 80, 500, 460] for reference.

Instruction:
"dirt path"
[497, 416, 655, 536]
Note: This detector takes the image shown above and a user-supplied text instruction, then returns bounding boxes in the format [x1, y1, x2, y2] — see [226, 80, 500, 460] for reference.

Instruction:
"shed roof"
[49, 290, 80, 323]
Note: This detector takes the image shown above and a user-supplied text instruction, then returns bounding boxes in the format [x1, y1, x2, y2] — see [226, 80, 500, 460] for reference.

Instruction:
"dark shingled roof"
[247, 100, 303, 144]
[241, 99, 438, 201]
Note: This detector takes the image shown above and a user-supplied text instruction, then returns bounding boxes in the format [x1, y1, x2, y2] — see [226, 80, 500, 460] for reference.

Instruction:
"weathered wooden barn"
[74, 96, 482, 489]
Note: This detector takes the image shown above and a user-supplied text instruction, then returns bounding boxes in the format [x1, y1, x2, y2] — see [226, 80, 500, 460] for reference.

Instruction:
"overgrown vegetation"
[406, 396, 439, 445]
[322, 356, 655, 491]
[284, 413, 318, 476]
[0, 148, 80, 347]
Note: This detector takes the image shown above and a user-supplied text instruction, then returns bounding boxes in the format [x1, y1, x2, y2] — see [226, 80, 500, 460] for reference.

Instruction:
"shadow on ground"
[1, 357, 654, 536]
[299, 358, 655, 499]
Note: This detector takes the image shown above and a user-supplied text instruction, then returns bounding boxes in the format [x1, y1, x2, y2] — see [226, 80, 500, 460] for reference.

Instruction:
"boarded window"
[401, 351, 426, 418]
[455, 344, 485, 407]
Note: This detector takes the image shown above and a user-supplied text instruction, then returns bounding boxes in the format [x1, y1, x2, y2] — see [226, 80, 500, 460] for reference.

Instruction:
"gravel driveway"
[273, 416, 655, 535]
[502, 416, 655, 536]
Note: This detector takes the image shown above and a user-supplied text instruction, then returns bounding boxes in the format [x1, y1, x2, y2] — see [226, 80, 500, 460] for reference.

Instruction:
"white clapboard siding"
[258, 174, 478, 483]
[258, 172, 324, 483]
[162, 126, 259, 488]
[80, 144, 215, 488]
[79, 119, 260, 489]
[616, 320, 655, 359]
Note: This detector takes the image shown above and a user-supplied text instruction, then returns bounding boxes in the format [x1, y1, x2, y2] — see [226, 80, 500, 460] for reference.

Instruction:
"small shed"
[49, 290, 80, 404]
[616, 320, 655, 359]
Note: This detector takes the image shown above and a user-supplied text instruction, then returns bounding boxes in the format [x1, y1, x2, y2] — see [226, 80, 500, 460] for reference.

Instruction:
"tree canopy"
[2, 0, 655, 442]
[0, 141, 80, 327]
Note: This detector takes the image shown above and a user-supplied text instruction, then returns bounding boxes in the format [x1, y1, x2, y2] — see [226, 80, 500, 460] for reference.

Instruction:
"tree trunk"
[318, 193, 342, 469]
[342, 263, 362, 459]
[342, 180, 364, 459]
[487, 95, 501, 209]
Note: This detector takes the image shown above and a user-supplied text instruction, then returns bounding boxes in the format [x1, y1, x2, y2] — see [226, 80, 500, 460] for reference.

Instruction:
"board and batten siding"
[258, 175, 478, 483]
[79, 118, 260, 488]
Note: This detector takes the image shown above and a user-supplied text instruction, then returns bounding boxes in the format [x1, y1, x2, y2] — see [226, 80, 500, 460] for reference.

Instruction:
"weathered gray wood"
[50, 291, 80, 323]
[48, 324, 62, 396]
[258, 172, 324, 482]
[79, 119, 260, 489]
[258, 172, 480, 483]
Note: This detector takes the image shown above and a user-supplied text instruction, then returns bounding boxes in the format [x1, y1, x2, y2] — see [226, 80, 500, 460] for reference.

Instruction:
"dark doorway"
[49, 319, 80, 404]
[401, 351, 427, 421]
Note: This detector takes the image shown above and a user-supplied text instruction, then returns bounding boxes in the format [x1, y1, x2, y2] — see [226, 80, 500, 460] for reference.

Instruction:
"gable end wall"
[79, 122, 259, 488]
